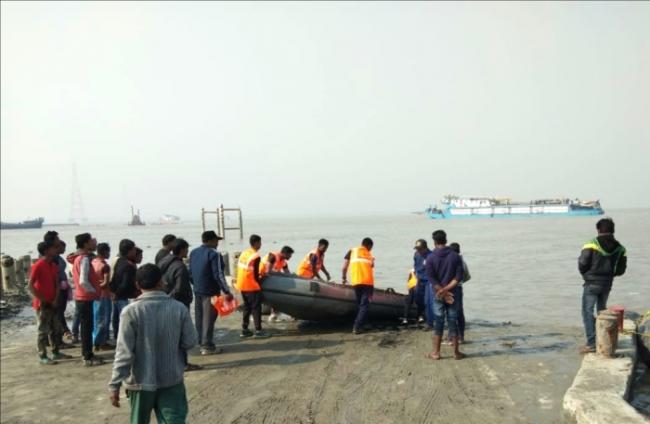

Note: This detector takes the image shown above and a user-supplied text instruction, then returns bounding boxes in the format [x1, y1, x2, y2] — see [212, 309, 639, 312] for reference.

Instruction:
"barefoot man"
[425, 230, 465, 360]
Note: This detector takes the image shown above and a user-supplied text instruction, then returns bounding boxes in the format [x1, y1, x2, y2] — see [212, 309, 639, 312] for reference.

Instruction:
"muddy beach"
[1, 309, 582, 424]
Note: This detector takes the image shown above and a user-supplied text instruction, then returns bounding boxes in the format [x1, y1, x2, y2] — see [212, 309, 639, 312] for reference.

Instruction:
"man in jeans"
[425, 230, 465, 360]
[578, 218, 627, 354]
[68, 233, 104, 366]
[189, 231, 233, 355]
[109, 264, 197, 423]
[92, 243, 112, 351]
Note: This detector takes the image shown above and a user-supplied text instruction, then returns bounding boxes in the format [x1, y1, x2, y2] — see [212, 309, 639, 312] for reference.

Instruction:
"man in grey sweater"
[109, 264, 197, 423]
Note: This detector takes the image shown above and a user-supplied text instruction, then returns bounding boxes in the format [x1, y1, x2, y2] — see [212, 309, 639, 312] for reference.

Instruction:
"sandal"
[453, 352, 466, 360]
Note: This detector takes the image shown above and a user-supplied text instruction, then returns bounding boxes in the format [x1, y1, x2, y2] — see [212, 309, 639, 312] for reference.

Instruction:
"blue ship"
[426, 195, 604, 219]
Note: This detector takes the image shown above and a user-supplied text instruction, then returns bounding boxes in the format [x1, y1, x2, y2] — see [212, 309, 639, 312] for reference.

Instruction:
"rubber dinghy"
[261, 273, 417, 321]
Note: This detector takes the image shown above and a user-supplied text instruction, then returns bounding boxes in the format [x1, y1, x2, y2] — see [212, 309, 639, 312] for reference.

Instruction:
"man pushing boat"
[296, 239, 332, 281]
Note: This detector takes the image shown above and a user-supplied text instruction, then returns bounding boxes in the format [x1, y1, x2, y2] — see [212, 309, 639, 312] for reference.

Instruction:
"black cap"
[201, 230, 223, 243]
[414, 239, 428, 249]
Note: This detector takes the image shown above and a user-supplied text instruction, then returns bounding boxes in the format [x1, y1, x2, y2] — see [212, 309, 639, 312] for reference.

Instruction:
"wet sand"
[0, 310, 583, 424]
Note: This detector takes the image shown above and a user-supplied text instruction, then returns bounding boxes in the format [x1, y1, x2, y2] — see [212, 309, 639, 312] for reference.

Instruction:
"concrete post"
[14, 257, 25, 285]
[21, 255, 31, 278]
[596, 310, 619, 357]
[1, 255, 17, 292]
[230, 251, 241, 289]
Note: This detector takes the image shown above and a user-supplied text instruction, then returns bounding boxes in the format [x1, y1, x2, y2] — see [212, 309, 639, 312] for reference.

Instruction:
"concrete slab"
[563, 319, 649, 423]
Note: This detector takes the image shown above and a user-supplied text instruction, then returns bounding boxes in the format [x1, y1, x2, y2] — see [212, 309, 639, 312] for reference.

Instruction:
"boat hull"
[0, 218, 44, 230]
[261, 273, 415, 321]
[426, 204, 604, 219]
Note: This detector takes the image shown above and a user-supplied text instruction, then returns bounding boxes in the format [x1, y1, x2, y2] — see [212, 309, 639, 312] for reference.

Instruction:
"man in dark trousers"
[159, 238, 202, 371]
[155, 234, 176, 266]
[342, 238, 375, 334]
[189, 231, 233, 355]
[578, 218, 627, 354]
[110, 239, 139, 341]
[425, 230, 465, 360]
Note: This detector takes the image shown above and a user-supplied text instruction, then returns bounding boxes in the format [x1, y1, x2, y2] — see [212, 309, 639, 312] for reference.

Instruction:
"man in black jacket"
[159, 238, 202, 371]
[155, 234, 176, 266]
[578, 218, 627, 354]
[110, 239, 138, 341]
[159, 238, 193, 307]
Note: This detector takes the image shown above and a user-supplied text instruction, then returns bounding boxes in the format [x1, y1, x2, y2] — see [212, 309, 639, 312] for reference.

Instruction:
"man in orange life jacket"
[259, 246, 294, 278]
[236, 234, 271, 338]
[342, 238, 375, 334]
[260, 246, 294, 323]
[296, 239, 331, 281]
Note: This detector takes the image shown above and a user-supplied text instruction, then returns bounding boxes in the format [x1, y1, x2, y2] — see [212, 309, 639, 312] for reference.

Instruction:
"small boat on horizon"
[128, 206, 145, 226]
[1, 217, 45, 230]
[261, 273, 415, 322]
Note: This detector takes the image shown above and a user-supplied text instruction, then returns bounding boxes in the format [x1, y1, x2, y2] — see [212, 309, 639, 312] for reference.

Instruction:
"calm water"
[1, 209, 648, 326]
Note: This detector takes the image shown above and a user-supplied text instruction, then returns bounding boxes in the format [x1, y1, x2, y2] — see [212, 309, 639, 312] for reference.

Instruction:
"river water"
[1, 209, 648, 326]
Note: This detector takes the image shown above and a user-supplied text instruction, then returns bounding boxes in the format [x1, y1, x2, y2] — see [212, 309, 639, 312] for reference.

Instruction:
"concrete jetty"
[563, 319, 648, 423]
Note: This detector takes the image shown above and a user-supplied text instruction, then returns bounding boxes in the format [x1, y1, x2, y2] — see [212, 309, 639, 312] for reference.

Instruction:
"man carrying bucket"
[578, 218, 627, 354]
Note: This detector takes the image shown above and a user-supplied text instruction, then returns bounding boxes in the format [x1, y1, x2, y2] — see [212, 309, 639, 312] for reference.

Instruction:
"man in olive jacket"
[578, 218, 627, 354]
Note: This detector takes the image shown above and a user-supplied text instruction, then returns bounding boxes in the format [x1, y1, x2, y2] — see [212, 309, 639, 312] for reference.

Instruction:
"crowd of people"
[24, 217, 626, 422]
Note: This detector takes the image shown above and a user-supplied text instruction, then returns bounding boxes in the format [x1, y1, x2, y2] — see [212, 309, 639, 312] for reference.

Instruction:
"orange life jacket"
[296, 248, 323, 279]
[236, 248, 261, 292]
[349, 246, 374, 286]
[407, 269, 417, 289]
[259, 252, 287, 278]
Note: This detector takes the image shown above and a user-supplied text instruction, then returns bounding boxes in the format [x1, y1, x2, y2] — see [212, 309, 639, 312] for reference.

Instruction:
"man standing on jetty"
[189, 230, 234, 354]
[109, 264, 197, 423]
[425, 230, 465, 360]
[342, 238, 375, 334]
[578, 217, 627, 354]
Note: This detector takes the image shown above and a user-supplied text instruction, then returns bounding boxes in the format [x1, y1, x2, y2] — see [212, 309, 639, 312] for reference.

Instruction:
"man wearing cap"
[413, 239, 432, 327]
[189, 231, 233, 355]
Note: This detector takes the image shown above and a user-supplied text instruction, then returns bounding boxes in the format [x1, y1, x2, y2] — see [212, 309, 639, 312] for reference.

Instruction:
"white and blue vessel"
[426, 195, 604, 219]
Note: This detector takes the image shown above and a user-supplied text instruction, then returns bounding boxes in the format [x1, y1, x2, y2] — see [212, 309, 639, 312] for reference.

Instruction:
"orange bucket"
[608, 305, 625, 331]
[213, 295, 240, 317]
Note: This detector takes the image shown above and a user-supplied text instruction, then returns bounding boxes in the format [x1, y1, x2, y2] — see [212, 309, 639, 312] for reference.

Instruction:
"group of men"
[25, 217, 627, 422]
[28, 231, 142, 367]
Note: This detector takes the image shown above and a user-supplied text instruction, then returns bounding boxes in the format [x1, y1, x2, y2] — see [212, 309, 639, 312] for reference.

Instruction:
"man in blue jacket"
[189, 231, 233, 355]
[425, 230, 464, 361]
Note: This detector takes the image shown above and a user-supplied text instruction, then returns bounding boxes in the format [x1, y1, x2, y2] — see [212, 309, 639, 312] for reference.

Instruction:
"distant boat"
[159, 214, 180, 225]
[426, 195, 604, 219]
[1, 217, 45, 230]
[128, 206, 145, 226]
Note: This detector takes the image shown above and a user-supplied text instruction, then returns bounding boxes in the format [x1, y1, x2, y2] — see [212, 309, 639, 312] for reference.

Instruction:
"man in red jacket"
[29, 239, 72, 364]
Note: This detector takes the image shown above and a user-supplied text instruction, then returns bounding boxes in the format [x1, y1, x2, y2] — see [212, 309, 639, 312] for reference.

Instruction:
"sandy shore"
[0, 308, 584, 424]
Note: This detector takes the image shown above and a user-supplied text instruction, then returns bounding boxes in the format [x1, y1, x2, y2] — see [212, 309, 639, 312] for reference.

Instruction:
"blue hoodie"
[425, 246, 464, 294]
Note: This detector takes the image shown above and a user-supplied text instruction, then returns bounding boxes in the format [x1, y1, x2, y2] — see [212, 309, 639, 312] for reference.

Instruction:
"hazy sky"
[2, 1, 649, 222]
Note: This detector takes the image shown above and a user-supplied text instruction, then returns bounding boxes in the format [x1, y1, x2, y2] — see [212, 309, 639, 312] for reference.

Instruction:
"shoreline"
[1, 308, 584, 423]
